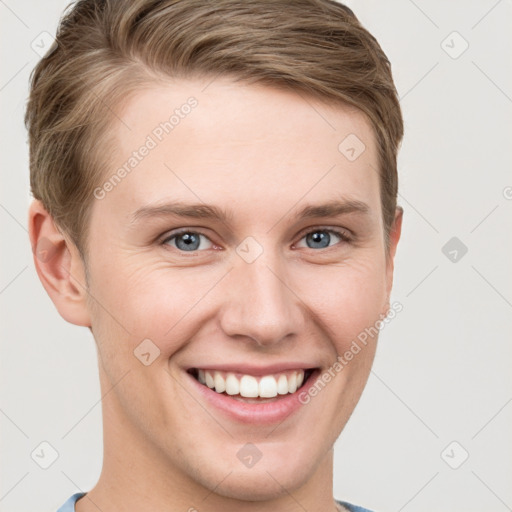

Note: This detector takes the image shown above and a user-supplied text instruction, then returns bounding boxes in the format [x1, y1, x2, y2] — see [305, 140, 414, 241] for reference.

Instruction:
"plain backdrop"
[1, 1, 511, 511]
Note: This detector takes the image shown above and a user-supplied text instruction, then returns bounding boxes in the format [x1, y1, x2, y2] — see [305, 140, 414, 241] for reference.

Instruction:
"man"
[26, 1, 403, 510]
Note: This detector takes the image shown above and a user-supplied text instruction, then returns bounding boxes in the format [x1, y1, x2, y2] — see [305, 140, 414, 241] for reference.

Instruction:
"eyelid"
[160, 228, 216, 248]
[295, 225, 353, 242]
[160, 225, 353, 252]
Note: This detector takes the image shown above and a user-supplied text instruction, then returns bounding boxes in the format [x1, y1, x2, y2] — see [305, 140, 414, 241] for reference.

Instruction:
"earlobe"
[28, 199, 91, 327]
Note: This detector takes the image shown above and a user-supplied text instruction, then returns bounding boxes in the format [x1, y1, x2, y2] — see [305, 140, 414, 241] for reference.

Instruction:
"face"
[80, 77, 400, 502]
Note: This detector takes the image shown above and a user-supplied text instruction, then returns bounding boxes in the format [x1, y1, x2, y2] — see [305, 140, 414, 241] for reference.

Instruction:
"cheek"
[88, 245, 388, 361]
[295, 256, 388, 348]
[89, 254, 227, 354]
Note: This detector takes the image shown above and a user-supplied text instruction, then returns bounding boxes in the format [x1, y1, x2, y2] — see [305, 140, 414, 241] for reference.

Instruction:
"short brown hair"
[25, 0, 403, 259]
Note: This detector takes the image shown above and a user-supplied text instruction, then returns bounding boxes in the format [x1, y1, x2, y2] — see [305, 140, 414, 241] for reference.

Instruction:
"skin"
[29, 77, 402, 512]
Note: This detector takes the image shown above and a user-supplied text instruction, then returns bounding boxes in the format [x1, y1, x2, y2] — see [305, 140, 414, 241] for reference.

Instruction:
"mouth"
[187, 367, 316, 403]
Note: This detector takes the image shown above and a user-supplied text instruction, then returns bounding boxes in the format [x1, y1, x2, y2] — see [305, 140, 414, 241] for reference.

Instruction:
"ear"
[28, 199, 91, 327]
[383, 206, 403, 313]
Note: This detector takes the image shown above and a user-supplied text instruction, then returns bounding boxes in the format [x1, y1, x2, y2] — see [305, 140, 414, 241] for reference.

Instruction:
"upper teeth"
[197, 369, 305, 398]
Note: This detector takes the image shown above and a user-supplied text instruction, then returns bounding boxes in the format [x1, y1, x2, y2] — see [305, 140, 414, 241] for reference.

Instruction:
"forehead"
[93, 77, 380, 228]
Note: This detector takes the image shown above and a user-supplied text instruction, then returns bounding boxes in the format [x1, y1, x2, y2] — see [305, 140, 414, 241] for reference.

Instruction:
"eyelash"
[160, 227, 352, 253]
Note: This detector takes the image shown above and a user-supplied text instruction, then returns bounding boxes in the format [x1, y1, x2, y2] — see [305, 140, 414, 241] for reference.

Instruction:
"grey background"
[1, 1, 511, 511]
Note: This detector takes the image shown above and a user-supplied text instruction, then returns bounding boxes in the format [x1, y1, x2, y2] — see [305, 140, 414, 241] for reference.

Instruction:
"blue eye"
[161, 227, 351, 253]
[295, 229, 350, 250]
[162, 231, 214, 252]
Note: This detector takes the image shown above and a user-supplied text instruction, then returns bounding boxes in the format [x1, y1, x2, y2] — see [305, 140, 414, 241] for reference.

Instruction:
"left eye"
[294, 229, 350, 250]
[161, 228, 350, 253]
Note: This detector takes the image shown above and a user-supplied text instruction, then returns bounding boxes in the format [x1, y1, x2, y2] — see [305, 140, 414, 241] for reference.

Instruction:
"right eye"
[161, 230, 215, 252]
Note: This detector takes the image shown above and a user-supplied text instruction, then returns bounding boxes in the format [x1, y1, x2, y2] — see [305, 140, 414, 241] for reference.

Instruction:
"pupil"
[309, 231, 329, 248]
[177, 232, 199, 251]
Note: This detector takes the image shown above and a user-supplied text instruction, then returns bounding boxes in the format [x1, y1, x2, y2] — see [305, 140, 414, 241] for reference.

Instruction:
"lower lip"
[186, 369, 321, 425]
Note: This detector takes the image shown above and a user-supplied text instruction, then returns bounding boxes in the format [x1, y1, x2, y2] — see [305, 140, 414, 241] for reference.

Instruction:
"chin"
[213, 468, 308, 502]
[192, 452, 315, 502]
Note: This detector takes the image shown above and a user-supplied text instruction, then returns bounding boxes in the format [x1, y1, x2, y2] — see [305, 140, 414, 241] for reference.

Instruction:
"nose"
[217, 250, 306, 347]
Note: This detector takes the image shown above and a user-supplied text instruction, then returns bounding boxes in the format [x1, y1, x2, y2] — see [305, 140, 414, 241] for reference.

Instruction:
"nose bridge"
[219, 244, 303, 346]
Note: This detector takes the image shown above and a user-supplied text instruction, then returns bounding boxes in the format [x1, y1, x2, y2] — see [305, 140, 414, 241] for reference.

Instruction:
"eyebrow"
[130, 198, 370, 225]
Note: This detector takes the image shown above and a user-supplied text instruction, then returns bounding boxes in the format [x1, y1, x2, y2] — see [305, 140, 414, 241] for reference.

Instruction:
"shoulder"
[56, 492, 87, 512]
[336, 499, 376, 512]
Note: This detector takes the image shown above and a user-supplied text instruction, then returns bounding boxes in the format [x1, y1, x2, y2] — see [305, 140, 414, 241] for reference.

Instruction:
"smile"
[185, 365, 321, 424]
[188, 367, 315, 399]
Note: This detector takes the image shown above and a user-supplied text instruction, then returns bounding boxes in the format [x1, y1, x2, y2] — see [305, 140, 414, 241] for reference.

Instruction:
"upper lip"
[186, 362, 319, 376]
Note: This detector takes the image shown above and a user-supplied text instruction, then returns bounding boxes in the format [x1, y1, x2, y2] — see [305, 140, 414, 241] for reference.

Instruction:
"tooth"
[225, 373, 240, 395]
[214, 371, 226, 393]
[277, 374, 289, 395]
[239, 375, 259, 397]
[205, 371, 215, 388]
[288, 372, 298, 393]
[259, 376, 278, 398]
[199, 369, 308, 397]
